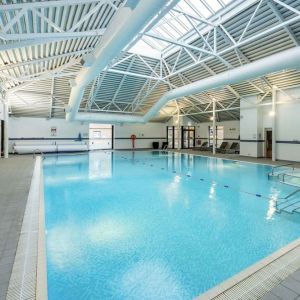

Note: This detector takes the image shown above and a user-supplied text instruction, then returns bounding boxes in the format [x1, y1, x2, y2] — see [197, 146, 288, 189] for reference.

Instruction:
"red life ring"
[130, 134, 137, 149]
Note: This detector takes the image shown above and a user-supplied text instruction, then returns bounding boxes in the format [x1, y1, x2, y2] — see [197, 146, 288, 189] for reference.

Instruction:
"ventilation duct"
[66, 0, 177, 121]
[71, 47, 300, 123]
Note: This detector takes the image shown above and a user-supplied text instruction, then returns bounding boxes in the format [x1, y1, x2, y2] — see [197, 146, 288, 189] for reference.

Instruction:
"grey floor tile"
[271, 284, 299, 300]
[281, 276, 300, 295]
[0, 156, 34, 298]
[261, 292, 281, 300]
[291, 270, 300, 283]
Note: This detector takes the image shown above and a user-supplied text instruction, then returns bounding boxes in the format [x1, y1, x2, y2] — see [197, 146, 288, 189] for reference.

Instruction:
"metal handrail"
[280, 172, 300, 183]
[269, 163, 294, 176]
[284, 188, 300, 200]
[33, 149, 44, 158]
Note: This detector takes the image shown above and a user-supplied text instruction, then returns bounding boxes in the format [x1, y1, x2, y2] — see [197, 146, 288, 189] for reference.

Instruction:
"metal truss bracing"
[0, 0, 123, 90]
[2, 0, 300, 122]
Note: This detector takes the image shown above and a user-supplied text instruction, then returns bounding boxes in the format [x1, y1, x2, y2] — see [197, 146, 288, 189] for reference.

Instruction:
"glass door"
[182, 126, 195, 149]
[174, 126, 181, 149]
[167, 126, 174, 149]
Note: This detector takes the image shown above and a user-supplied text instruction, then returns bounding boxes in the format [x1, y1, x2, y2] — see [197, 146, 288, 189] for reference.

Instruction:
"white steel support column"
[0, 115, 2, 158]
[4, 102, 9, 158]
[212, 99, 216, 155]
[272, 86, 277, 161]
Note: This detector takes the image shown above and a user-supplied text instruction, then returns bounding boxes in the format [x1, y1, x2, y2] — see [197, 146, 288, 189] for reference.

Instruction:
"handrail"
[33, 149, 44, 159]
[280, 172, 300, 183]
[284, 188, 300, 200]
[270, 163, 294, 176]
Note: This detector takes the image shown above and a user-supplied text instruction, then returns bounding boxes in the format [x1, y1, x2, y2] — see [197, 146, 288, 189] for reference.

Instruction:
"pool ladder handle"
[268, 163, 294, 179]
[33, 149, 44, 159]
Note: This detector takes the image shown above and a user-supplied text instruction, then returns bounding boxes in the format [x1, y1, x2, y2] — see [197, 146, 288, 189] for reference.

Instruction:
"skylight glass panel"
[208, 0, 223, 11]
[191, 0, 212, 18]
[158, 24, 182, 39]
[128, 0, 234, 58]
[176, 1, 201, 18]
[129, 40, 161, 58]
[177, 14, 193, 31]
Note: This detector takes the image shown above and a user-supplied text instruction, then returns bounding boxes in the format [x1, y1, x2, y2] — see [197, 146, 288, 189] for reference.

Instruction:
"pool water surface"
[43, 151, 300, 300]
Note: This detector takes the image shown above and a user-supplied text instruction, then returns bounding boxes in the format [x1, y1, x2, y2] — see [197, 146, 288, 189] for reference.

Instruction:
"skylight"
[129, 0, 234, 58]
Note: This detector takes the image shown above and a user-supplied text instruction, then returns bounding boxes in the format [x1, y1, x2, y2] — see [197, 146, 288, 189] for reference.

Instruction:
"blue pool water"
[43, 151, 300, 300]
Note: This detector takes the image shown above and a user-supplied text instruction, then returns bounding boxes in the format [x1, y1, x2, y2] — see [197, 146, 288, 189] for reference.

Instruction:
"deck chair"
[161, 142, 168, 150]
[193, 141, 206, 150]
[198, 141, 208, 151]
[222, 142, 239, 154]
[201, 142, 212, 151]
[216, 142, 228, 153]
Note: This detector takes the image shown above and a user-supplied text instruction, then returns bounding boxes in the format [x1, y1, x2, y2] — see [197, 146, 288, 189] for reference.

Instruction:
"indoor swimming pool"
[43, 151, 300, 300]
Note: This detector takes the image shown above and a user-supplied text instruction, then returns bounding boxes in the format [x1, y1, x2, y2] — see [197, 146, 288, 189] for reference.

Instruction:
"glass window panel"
[176, 1, 201, 18]
[168, 18, 189, 34]
[192, 0, 212, 18]
[207, 0, 222, 12]
[177, 15, 193, 31]
[157, 24, 181, 39]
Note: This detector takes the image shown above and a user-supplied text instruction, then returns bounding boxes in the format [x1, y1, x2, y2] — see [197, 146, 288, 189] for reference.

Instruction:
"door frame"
[181, 126, 195, 149]
[264, 128, 272, 158]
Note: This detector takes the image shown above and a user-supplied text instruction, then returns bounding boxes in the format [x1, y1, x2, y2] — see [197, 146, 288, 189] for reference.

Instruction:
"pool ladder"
[268, 164, 300, 214]
[267, 163, 294, 179]
[275, 189, 300, 214]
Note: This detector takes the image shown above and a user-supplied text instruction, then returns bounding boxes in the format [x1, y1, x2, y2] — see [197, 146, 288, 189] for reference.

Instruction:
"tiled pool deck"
[262, 271, 300, 300]
[0, 156, 34, 300]
[2, 151, 300, 300]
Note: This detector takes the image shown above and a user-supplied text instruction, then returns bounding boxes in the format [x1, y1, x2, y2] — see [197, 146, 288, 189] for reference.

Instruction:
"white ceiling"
[1, 0, 300, 122]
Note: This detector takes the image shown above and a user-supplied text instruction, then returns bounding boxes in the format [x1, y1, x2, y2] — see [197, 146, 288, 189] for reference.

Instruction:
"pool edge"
[36, 157, 48, 300]
[196, 237, 300, 300]
[9, 151, 300, 300]
[6, 156, 48, 300]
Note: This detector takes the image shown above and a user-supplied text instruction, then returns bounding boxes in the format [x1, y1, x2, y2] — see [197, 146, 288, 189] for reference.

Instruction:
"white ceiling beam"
[107, 69, 161, 80]
[164, 13, 300, 78]
[273, 0, 300, 16]
[145, 32, 215, 56]
[0, 0, 108, 11]
[0, 49, 91, 70]
[0, 30, 105, 41]
[267, 0, 299, 46]
[171, 8, 216, 27]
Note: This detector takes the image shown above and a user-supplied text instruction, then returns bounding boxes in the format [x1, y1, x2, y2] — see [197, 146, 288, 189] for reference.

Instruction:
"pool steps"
[120, 155, 300, 215]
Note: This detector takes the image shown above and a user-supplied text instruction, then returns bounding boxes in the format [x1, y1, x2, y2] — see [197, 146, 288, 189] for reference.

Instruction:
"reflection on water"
[44, 151, 300, 300]
[88, 151, 112, 179]
[44, 151, 113, 183]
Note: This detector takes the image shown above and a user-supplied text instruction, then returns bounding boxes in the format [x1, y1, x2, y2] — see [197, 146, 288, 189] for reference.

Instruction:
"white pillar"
[0, 119, 2, 158]
[4, 102, 9, 158]
[272, 86, 277, 161]
[212, 100, 216, 155]
[177, 121, 180, 150]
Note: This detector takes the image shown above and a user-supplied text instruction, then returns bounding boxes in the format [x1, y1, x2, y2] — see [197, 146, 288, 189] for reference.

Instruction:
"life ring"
[130, 134, 137, 149]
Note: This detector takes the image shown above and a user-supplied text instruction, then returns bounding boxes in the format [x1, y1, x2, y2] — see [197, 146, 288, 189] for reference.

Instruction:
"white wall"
[114, 123, 166, 149]
[239, 95, 264, 157]
[8, 117, 167, 151]
[9, 117, 89, 152]
[240, 86, 300, 161]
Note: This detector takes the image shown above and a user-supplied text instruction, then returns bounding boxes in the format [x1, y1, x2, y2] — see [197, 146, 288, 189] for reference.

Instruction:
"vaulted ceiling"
[1, 0, 300, 122]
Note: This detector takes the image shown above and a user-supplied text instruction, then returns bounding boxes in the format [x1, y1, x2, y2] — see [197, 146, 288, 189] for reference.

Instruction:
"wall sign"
[51, 126, 57, 136]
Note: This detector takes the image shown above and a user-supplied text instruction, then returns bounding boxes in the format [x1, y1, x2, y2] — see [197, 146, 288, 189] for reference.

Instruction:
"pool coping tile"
[6, 152, 300, 300]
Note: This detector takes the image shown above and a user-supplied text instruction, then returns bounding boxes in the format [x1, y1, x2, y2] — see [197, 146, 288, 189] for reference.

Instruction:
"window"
[208, 126, 224, 147]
